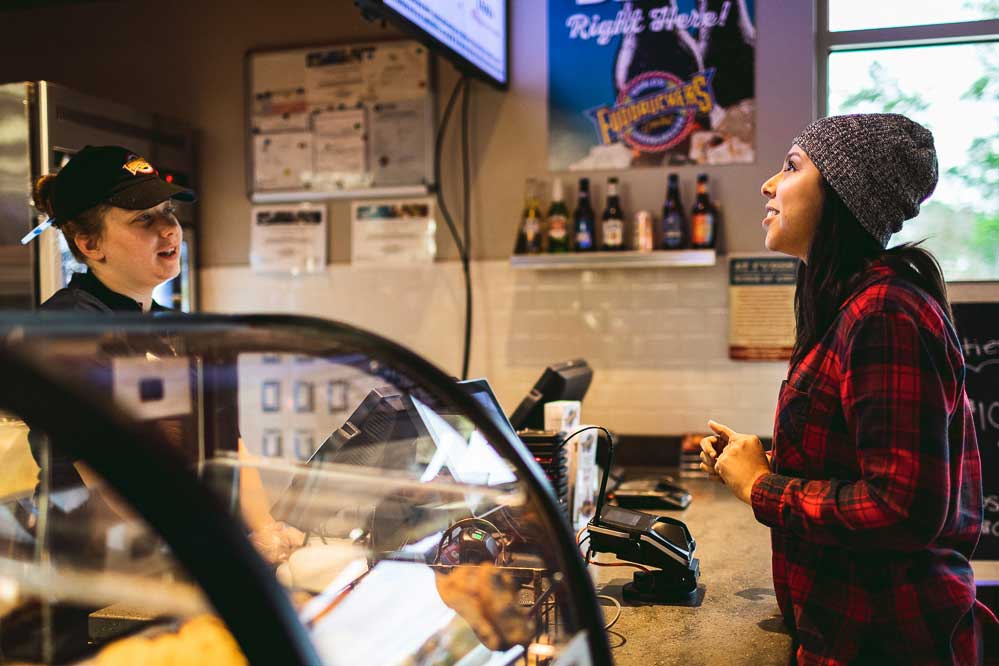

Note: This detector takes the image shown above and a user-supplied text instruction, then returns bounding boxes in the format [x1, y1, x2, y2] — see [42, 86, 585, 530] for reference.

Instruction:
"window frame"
[817, 7, 999, 119]
[814, 4, 999, 284]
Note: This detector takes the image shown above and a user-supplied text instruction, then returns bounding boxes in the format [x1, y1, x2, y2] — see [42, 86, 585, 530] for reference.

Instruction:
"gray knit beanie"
[792, 113, 938, 248]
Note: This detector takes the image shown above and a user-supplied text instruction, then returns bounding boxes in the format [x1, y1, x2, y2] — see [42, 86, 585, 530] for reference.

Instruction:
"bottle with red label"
[690, 173, 718, 249]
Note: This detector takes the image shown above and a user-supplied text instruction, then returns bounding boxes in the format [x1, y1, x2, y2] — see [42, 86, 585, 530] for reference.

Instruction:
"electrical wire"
[562, 425, 615, 451]
[459, 76, 473, 380]
[585, 557, 652, 574]
[432, 73, 474, 380]
[569, 426, 656, 574]
[596, 594, 623, 630]
[433, 76, 467, 260]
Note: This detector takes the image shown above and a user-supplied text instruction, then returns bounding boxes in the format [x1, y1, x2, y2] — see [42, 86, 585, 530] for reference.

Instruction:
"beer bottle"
[690, 173, 718, 249]
[600, 177, 626, 251]
[514, 177, 544, 255]
[660, 174, 688, 250]
[546, 178, 570, 253]
[572, 177, 596, 252]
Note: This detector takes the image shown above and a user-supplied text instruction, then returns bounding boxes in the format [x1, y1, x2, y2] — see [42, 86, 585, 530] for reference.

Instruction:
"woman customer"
[28, 145, 302, 563]
[700, 114, 998, 664]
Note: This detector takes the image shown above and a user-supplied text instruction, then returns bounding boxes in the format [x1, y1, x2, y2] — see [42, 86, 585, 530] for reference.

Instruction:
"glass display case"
[0, 313, 610, 666]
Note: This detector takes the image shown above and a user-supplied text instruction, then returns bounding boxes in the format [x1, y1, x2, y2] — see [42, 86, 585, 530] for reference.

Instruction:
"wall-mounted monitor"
[357, 0, 509, 89]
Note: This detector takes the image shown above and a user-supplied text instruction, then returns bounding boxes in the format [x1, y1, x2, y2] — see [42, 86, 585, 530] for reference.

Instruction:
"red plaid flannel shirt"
[751, 262, 999, 665]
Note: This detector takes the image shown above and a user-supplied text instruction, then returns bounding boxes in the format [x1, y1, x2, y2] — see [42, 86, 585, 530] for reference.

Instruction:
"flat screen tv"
[356, 0, 509, 89]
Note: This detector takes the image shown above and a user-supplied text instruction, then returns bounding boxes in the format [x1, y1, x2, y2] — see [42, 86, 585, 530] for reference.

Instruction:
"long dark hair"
[790, 180, 952, 369]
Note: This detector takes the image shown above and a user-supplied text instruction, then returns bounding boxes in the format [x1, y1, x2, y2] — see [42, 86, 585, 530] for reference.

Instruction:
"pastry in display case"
[0, 313, 611, 666]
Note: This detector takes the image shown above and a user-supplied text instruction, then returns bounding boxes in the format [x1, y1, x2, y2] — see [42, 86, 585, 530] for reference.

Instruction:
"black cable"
[459, 77, 473, 380]
[434, 76, 467, 260]
[432, 73, 474, 380]
[562, 426, 615, 451]
[562, 426, 616, 520]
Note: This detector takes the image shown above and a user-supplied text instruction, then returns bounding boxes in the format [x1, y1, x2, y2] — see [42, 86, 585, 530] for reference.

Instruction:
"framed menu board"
[246, 39, 434, 203]
[954, 303, 999, 563]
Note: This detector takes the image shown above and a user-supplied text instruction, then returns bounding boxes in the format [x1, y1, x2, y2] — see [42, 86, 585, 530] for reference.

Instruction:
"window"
[818, 1, 999, 281]
[828, 0, 998, 32]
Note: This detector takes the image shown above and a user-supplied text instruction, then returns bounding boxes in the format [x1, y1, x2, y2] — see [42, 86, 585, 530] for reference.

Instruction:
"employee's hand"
[250, 520, 306, 565]
[708, 420, 771, 505]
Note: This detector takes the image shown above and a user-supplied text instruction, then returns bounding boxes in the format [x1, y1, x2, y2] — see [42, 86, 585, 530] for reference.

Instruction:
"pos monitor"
[508, 359, 593, 431]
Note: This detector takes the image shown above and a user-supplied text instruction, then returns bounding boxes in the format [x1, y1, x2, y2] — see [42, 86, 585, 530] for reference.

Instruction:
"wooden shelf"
[509, 249, 716, 270]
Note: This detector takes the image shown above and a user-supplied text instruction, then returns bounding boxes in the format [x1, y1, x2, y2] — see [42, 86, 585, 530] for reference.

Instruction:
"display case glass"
[0, 314, 609, 666]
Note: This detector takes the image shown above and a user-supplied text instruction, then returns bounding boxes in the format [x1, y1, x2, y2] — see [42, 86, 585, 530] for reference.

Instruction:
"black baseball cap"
[51, 145, 196, 224]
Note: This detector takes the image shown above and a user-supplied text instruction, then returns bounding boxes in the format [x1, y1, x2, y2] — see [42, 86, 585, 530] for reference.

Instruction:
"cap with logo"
[22, 145, 196, 245]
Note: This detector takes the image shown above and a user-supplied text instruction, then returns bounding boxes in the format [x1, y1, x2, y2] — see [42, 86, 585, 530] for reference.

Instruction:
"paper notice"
[362, 42, 429, 102]
[253, 132, 313, 190]
[351, 198, 436, 265]
[728, 256, 798, 361]
[251, 204, 327, 274]
[312, 109, 367, 177]
[304, 47, 371, 108]
[369, 99, 428, 186]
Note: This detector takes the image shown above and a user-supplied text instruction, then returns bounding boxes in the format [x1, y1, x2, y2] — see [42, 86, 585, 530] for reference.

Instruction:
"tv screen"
[359, 0, 509, 89]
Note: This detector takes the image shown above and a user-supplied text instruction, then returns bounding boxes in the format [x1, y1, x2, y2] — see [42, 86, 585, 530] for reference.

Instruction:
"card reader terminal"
[572, 426, 700, 602]
[588, 505, 699, 602]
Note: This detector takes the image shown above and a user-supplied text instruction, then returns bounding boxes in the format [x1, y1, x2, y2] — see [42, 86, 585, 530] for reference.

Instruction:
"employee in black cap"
[25, 146, 304, 563]
[27, 145, 195, 312]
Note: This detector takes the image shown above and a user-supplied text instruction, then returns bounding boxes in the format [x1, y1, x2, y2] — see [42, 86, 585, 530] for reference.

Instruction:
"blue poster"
[549, 0, 756, 171]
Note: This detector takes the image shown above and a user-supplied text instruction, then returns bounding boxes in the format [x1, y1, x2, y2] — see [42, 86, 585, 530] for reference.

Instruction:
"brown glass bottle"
[660, 174, 688, 250]
[690, 173, 718, 249]
[600, 177, 626, 251]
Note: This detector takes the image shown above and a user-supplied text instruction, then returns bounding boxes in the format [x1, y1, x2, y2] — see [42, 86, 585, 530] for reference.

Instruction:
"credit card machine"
[586, 431, 700, 602]
[587, 505, 699, 601]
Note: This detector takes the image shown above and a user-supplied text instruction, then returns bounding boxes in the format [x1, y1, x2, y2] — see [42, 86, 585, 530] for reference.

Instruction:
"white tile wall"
[202, 260, 789, 438]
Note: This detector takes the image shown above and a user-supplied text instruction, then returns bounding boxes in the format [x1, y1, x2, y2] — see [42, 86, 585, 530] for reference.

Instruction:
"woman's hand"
[698, 433, 726, 480]
[249, 521, 305, 565]
[707, 420, 771, 505]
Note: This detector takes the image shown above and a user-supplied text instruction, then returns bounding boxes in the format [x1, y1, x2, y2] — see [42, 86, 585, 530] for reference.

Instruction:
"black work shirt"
[40, 270, 169, 313]
[31, 271, 171, 491]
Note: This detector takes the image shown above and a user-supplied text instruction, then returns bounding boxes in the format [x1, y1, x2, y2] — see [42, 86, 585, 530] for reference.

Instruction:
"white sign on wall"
[250, 204, 327, 274]
[350, 198, 437, 265]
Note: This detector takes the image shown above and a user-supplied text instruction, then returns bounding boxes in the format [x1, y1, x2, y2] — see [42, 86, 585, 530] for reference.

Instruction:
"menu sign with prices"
[953, 303, 999, 560]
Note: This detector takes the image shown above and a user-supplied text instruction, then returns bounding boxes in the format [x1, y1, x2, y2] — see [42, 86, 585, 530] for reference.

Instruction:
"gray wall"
[0, 0, 816, 267]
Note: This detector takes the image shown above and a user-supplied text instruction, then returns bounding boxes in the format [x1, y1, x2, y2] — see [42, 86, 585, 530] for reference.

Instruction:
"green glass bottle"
[546, 178, 570, 253]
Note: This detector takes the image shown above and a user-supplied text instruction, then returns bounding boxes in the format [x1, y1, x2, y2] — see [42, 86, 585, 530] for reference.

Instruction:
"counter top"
[589, 475, 792, 666]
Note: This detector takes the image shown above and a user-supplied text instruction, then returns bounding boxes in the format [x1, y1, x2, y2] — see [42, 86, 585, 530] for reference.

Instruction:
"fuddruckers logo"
[588, 69, 717, 152]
